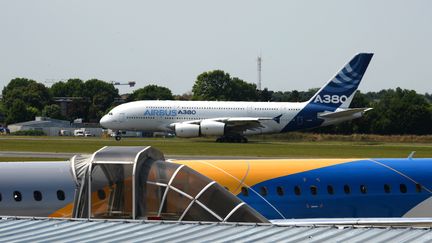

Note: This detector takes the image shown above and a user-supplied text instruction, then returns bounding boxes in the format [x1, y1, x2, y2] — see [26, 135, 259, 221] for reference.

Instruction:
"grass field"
[0, 135, 431, 159]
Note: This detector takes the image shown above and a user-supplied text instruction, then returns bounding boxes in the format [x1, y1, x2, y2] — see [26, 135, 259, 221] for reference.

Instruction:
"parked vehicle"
[59, 130, 71, 136]
[74, 129, 84, 136]
[84, 131, 94, 137]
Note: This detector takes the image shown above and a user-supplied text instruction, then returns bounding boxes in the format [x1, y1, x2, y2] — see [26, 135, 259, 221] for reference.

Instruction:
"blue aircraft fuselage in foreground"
[1, 147, 430, 221]
[175, 157, 432, 219]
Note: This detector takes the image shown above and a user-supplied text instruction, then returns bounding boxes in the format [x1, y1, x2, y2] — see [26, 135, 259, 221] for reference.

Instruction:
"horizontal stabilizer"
[318, 108, 372, 119]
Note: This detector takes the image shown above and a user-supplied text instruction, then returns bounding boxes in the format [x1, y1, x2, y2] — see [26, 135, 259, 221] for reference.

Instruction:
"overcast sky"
[1, 1, 431, 95]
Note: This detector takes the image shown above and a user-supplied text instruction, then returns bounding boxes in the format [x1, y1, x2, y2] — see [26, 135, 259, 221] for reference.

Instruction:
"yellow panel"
[49, 203, 74, 218]
[172, 159, 358, 192]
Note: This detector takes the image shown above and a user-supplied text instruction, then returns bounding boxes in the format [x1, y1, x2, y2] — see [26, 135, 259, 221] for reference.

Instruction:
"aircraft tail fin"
[308, 53, 373, 109]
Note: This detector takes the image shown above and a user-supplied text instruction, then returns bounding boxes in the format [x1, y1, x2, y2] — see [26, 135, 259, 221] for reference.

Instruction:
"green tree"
[192, 70, 260, 101]
[50, 79, 85, 97]
[0, 101, 6, 123]
[42, 104, 63, 119]
[226, 78, 259, 101]
[130, 85, 174, 101]
[311, 89, 432, 135]
[50, 79, 119, 122]
[425, 93, 432, 103]
[6, 99, 32, 124]
[83, 79, 119, 122]
[271, 91, 292, 102]
[23, 82, 51, 110]
[2, 78, 50, 123]
[174, 92, 193, 100]
[50, 79, 88, 121]
[192, 70, 232, 100]
[2, 78, 50, 110]
[370, 88, 432, 135]
[258, 88, 274, 101]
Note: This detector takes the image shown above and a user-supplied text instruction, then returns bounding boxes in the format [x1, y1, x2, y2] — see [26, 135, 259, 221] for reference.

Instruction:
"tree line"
[1, 70, 431, 135]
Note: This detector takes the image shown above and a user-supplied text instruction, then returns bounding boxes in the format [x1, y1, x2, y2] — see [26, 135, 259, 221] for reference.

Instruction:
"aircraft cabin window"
[327, 185, 334, 195]
[13, 191, 22, 202]
[260, 187, 268, 196]
[360, 185, 367, 194]
[294, 186, 301, 196]
[241, 187, 249, 196]
[310, 185, 317, 195]
[400, 184, 407, 193]
[33, 191, 42, 201]
[276, 186, 284, 196]
[416, 184, 422, 193]
[57, 190, 65, 201]
[384, 184, 391, 193]
[344, 185, 351, 194]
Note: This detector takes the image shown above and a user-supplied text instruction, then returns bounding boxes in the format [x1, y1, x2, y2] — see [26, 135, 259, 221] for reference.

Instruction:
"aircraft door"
[297, 116, 304, 126]
[247, 106, 254, 116]
[118, 113, 125, 123]
[304, 178, 325, 216]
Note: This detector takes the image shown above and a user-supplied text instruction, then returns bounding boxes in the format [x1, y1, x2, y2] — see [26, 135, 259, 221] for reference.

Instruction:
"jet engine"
[175, 123, 200, 137]
[200, 120, 225, 136]
[175, 121, 226, 138]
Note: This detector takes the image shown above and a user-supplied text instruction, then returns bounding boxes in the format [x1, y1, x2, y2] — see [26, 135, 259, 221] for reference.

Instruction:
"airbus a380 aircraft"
[100, 53, 373, 142]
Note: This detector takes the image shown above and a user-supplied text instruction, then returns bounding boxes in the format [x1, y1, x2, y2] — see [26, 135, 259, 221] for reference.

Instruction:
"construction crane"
[111, 81, 136, 87]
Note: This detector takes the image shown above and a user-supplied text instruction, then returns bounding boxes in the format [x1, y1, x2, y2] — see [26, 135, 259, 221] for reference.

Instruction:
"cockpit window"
[109, 113, 113, 115]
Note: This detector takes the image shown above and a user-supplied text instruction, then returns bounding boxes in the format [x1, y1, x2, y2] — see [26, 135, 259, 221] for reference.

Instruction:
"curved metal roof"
[1, 217, 432, 242]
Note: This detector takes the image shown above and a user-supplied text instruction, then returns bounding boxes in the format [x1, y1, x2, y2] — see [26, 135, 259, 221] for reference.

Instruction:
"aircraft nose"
[100, 115, 110, 128]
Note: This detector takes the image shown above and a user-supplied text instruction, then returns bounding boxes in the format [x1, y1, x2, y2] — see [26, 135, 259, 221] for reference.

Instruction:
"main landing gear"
[216, 134, 248, 143]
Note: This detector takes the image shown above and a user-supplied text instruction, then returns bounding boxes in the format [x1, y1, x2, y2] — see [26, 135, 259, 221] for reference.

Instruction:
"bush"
[11, 130, 46, 136]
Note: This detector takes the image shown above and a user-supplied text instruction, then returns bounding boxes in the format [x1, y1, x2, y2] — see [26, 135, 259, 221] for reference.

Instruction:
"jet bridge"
[71, 146, 267, 223]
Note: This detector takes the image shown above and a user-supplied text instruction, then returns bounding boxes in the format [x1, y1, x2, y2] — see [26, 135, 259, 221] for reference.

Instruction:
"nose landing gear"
[114, 131, 122, 141]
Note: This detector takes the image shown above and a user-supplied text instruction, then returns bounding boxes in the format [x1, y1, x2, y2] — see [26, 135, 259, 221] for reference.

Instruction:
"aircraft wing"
[214, 117, 267, 131]
[318, 108, 372, 119]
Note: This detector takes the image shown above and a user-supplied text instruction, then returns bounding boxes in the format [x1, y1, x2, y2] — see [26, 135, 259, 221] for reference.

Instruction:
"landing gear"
[216, 134, 248, 143]
[114, 131, 122, 141]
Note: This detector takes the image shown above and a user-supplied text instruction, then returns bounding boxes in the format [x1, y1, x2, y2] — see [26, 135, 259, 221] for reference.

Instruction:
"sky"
[1, 0, 431, 95]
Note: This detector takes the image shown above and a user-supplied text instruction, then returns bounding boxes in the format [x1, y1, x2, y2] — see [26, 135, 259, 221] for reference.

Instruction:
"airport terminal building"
[7, 116, 103, 136]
